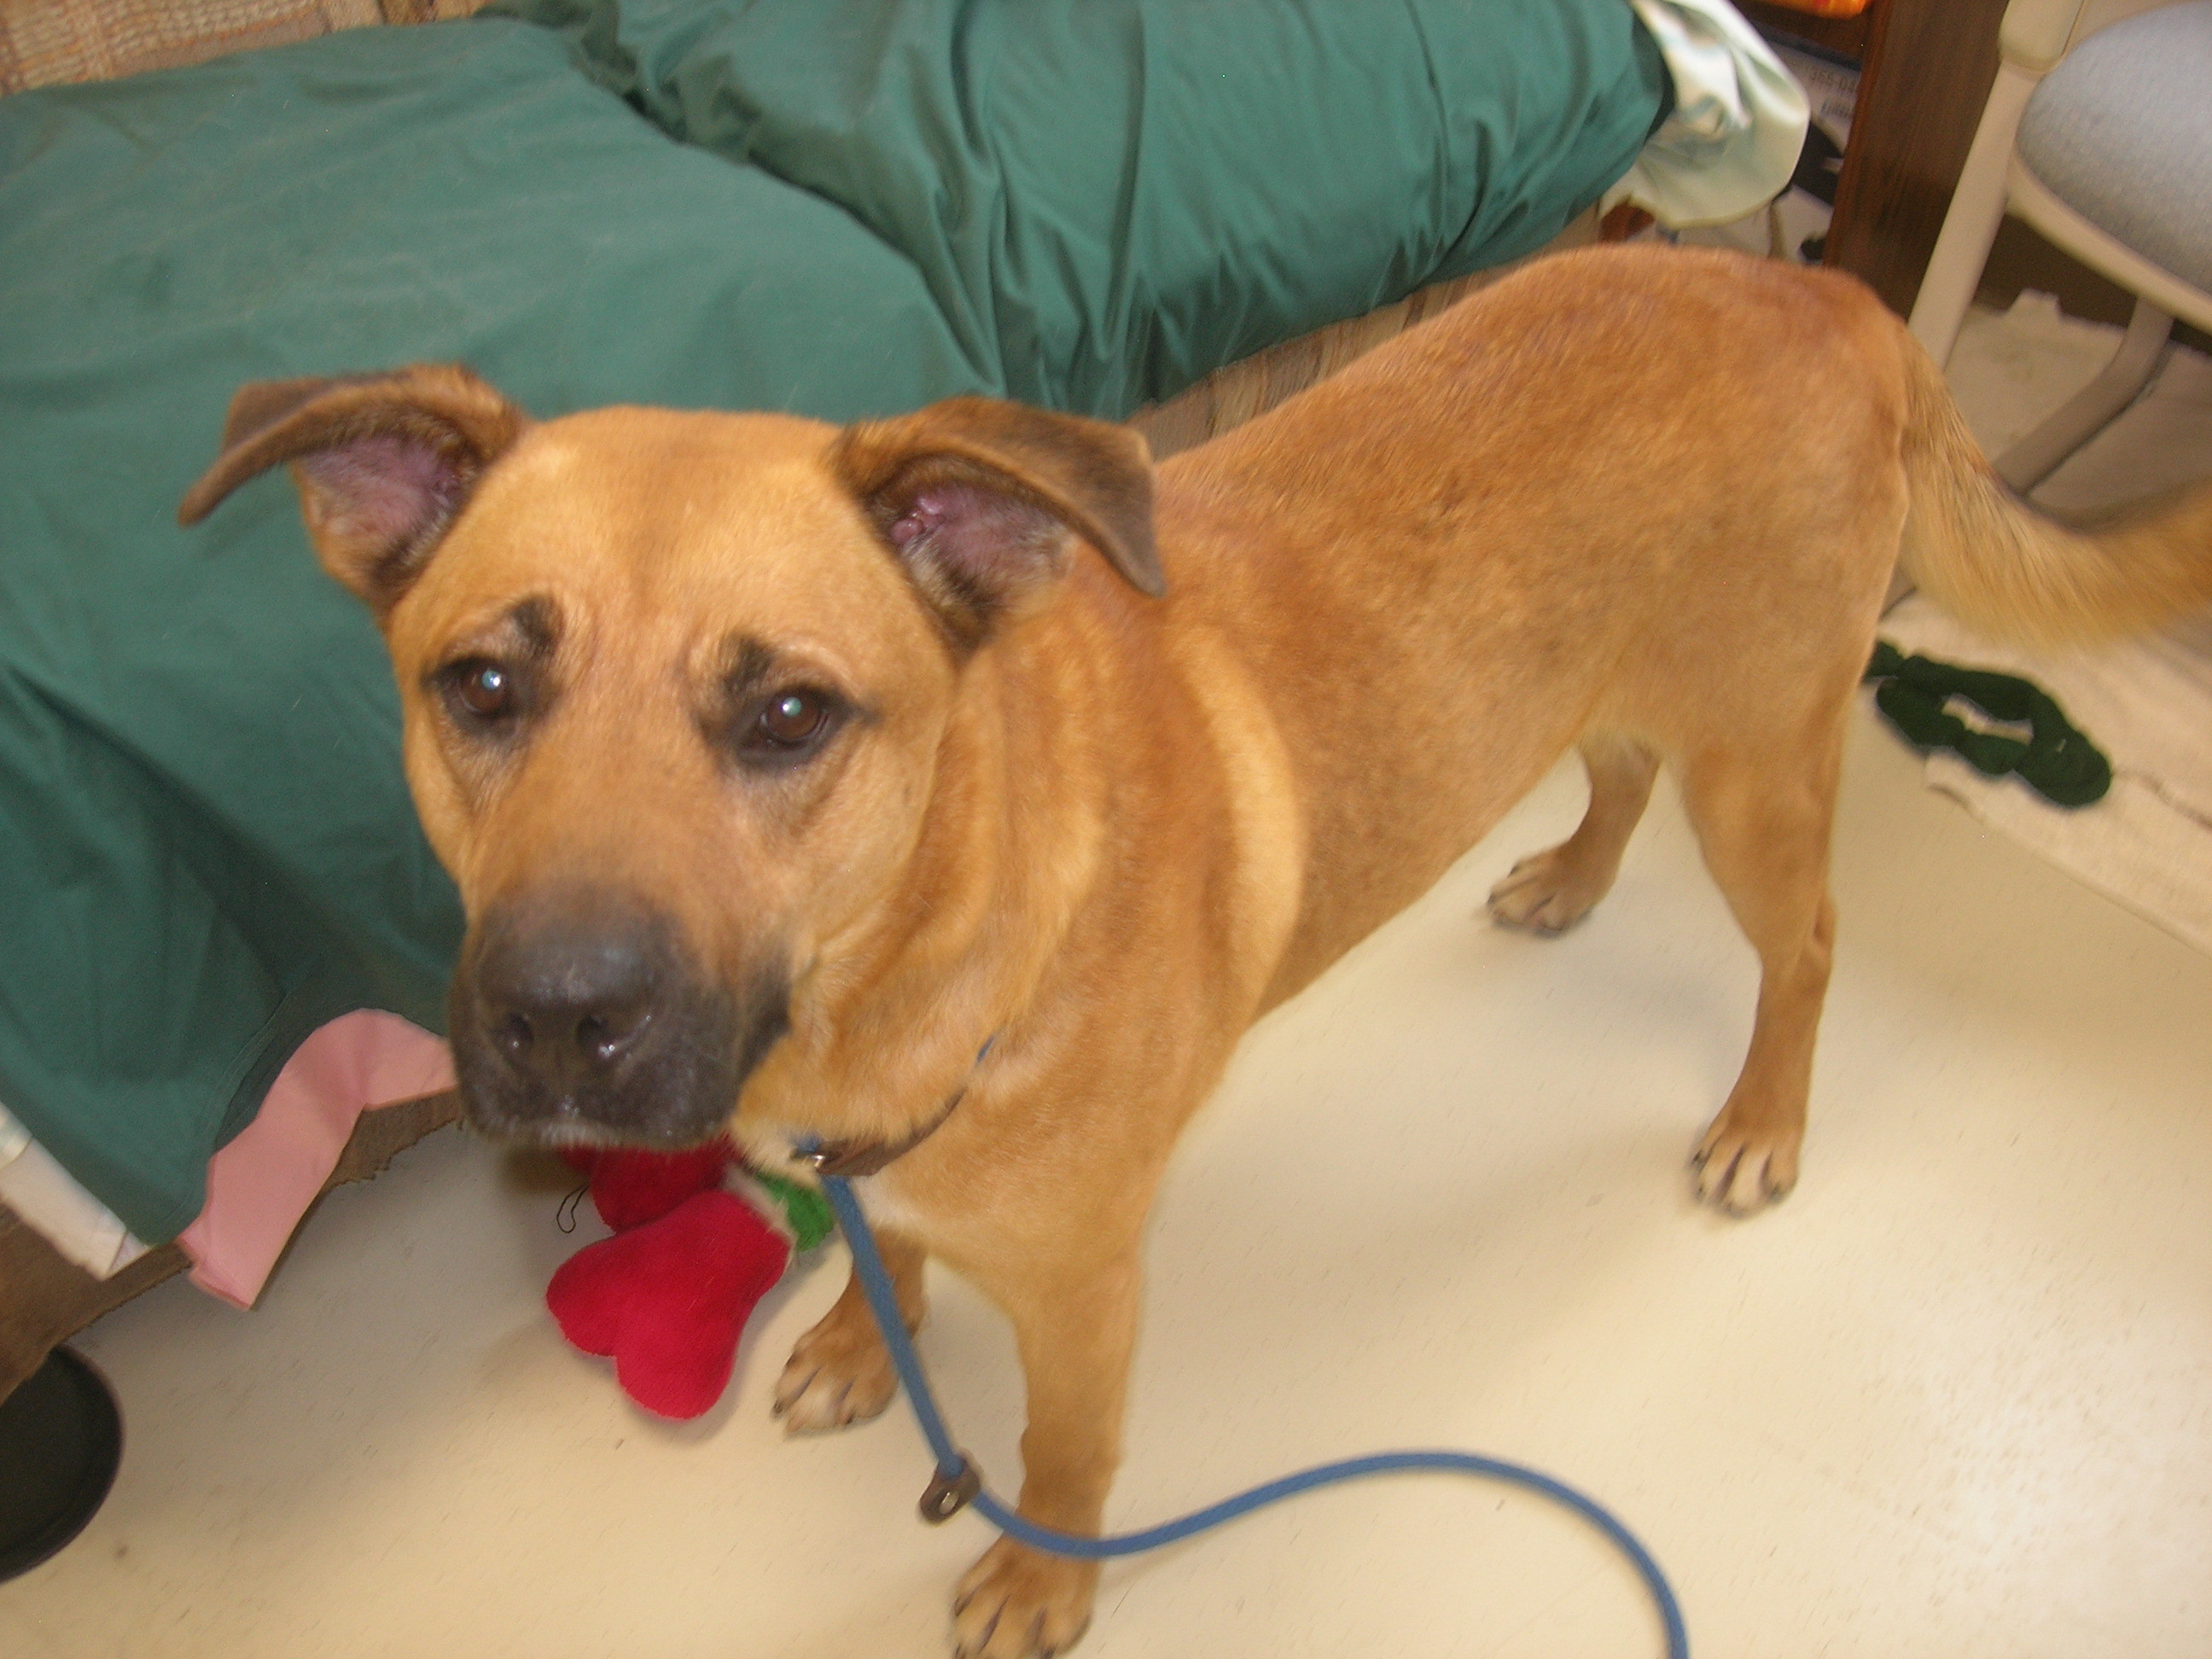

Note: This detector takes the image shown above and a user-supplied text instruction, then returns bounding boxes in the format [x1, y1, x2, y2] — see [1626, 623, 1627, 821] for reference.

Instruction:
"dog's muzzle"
[448, 888, 784, 1147]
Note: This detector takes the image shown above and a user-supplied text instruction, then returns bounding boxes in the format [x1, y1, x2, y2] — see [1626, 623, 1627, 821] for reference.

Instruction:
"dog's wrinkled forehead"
[390, 408, 938, 678]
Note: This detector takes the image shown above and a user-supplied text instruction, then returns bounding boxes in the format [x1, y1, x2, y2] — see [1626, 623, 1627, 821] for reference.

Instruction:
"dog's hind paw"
[1486, 848, 1609, 936]
[771, 1302, 900, 1434]
[953, 1539, 1097, 1659]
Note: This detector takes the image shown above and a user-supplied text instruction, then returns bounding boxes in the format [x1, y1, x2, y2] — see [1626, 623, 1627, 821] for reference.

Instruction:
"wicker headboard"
[0, 0, 487, 94]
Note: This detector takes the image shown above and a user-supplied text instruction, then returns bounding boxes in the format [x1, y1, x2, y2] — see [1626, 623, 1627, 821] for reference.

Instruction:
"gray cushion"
[2017, 1, 2212, 294]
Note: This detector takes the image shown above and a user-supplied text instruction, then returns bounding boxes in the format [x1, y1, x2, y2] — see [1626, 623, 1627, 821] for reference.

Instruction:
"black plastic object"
[0, 1347, 123, 1580]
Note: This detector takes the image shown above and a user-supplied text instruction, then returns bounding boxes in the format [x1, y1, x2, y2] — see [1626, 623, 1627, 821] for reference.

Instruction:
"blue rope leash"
[813, 1166, 1689, 1658]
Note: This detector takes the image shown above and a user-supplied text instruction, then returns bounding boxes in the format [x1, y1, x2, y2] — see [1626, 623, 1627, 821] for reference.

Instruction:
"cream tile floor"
[3, 691, 2209, 1659]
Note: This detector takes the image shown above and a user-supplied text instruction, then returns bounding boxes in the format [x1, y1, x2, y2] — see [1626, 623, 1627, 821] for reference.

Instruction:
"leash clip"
[920, 1456, 983, 1524]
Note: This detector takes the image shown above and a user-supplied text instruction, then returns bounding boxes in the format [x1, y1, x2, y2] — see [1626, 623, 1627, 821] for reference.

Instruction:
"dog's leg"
[1681, 728, 1842, 1214]
[772, 1226, 928, 1433]
[1487, 732, 1659, 934]
[950, 1244, 1143, 1659]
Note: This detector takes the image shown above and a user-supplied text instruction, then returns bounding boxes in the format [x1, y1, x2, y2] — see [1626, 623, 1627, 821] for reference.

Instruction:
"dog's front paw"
[771, 1300, 899, 1433]
[1691, 1101, 1801, 1214]
[952, 1539, 1097, 1659]
[1486, 847, 1608, 935]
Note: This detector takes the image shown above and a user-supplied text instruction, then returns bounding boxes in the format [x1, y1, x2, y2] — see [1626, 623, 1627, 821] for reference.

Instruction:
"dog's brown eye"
[453, 661, 514, 720]
[757, 690, 827, 747]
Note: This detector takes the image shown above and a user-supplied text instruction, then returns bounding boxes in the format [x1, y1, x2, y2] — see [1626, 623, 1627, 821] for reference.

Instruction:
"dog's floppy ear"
[178, 364, 528, 620]
[830, 395, 1161, 644]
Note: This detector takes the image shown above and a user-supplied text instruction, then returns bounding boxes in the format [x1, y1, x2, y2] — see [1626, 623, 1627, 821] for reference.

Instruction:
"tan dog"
[182, 244, 2212, 1658]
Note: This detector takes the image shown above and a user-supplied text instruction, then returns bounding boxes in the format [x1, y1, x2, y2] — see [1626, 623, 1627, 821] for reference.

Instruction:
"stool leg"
[1994, 297, 2172, 492]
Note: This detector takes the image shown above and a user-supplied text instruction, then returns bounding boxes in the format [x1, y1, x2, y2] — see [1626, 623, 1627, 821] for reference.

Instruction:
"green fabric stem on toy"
[750, 1167, 837, 1253]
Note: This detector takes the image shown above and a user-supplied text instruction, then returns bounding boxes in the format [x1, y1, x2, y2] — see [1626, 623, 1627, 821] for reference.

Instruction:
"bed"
[0, 0, 1796, 1406]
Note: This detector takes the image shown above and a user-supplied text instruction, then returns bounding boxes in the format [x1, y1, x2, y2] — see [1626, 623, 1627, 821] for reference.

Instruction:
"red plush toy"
[546, 1142, 830, 1419]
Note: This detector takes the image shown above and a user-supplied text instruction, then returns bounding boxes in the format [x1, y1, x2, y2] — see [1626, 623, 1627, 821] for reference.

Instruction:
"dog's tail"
[1896, 328, 2212, 647]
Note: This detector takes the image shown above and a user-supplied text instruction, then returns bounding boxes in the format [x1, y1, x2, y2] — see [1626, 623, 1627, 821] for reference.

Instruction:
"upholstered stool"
[2016, 3, 2212, 299]
[1911, 1, 2212, 492]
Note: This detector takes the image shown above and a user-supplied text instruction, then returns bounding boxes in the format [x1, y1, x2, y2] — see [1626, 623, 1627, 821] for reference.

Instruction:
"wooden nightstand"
[1741, 0, 2013, 317]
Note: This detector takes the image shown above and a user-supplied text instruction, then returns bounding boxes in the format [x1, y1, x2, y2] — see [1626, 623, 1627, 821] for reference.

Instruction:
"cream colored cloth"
[1611, 0, 1810, 228]
[0, 1101, 151, 1278]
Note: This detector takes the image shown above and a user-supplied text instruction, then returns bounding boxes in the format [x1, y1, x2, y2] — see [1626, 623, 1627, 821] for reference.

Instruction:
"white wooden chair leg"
[1908, 61, 2044, 368]
[1883, 563, 1917, 615]
[1994, 296, 2173, 492]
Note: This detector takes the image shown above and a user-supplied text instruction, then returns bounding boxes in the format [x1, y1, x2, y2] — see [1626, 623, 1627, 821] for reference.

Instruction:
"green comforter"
[0, 1, 1665, 1242]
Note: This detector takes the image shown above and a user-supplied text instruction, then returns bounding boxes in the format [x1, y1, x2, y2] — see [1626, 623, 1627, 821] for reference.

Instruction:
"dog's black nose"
[464, 898, 699, 1119]
[466, 895, 670, 1095]
[450, 889, 772, 1148]
[486, 956, 653, 1077]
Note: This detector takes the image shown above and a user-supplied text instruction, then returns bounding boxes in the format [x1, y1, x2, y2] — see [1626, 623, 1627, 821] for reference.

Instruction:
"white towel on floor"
[1878, 601, 2212, 958]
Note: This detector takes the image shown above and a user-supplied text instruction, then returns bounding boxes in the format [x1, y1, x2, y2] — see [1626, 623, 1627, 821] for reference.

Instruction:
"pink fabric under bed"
[178, 1010, 454, 1308]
